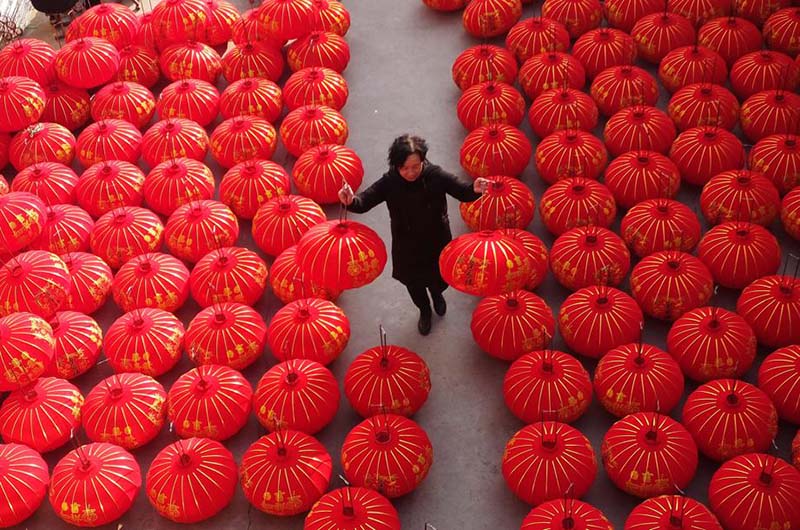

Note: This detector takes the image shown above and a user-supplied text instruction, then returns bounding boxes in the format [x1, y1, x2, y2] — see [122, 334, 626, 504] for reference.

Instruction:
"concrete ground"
[9, 0, 800, 529]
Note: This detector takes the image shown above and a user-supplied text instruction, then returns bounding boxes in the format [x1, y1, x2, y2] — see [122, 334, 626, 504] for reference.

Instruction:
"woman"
[339, 134, 489, 335]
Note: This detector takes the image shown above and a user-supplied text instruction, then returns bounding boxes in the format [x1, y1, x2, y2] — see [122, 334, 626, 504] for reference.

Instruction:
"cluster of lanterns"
[421, 0, 800, 527]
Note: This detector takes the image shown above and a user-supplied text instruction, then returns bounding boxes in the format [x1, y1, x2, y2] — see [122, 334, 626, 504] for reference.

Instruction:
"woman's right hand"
[338, 183, 355, 205]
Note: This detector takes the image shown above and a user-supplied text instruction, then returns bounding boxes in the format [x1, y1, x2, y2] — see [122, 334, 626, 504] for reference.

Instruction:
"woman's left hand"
[474, 177, 490, 194]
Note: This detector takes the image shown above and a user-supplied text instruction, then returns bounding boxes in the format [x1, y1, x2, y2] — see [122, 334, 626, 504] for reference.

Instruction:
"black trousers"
[405, 281, 445, 314]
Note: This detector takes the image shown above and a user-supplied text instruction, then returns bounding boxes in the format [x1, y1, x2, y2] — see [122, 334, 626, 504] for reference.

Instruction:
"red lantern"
[150, 0, 210, 49]
[11, 162, 78, 205]
[605, 0, 663, 32]
[202, 0, 240, 46]
[737, 274, 800, 347]
[46, 311, 102, 380]
[603, 151, 680, 209]
[0, 38, 55, 85]
[254, 358, 339, 433]
[91, 81, 155, 130]
[0, 250, 70, 319]
[252, 194, 325, 256]
[620, 198, 702, 257]
[164, 200, 239, 263]
[451, 44, 518, 91]
[268, 297, 349, 365]
[76, 160, 145, 218]
[667, 306, 756, 382]
[287, 30, 350, 73]
[134, 11, 158, 50]
[459, 176, 534, 231]
[147, 437, 237, 523]
[41, 80, 90, 131]
[602, 412, 698, 498]
[541, 0, 602, 38]
[630, 251, 714, 320]
[296, 219, 387, 290]
[89, 206, 165, 269]
[594, 342, 684, 417]
[591, 65, 659, 118]
[439, 229, 530, 296]
[709, 452, 800, 530]
[519, 51, 585, 100]
[76, 119, 142, 168]
[671, 0, 731, 25]
[764, 7, 800, 55]
[210, 116, 277, 168]
[740, 89, 800, 143]
[529, 88, 598, 139]
[54, 36, 120, 89]
[292, 144, 363, 204]
[220, 159, 290, 218]
[505, 16, 570, 64]
[550, 225, 630, 291]
[0, 443, 49, 527]
[604, 105, 677, 157]
[625, 496, 722, 530]
[9, 122, 76, 170]
[758, 345, 800, 424]
[700, 169, 780, 226]
[257, 0, 314, 42]
[144, 157, 214, 216]
[739, 0, 790, 26]
[0, 191, 46, 255]
[49, 442, 141, 526]
[539, 177, 616, 236]
[219, 77, 283, 121]
[750, 133, 800, 194]
[111, 252, 190, 312]
[221, 41, 284, 83]
[573, 28, 637, 80]
[535, 129, 608, 184]
[699, 16, 762, 67]
[115, 44, 160, 88]
[523, 499, 612, 530]
[141, 119, 209, 169]
[232, 8, 282, 46]
[783, 186, 800, 239]
[103, 307, 183, 376]
[0, 312, 54, 392]
[269, 245, 341, 303]
[341, 414, 433, 498]
[502, 421, 597, 505]
[558, 286, 644, 359]
[156, 79, 219, 128]
[168, 363, 252, 440]
[60, 251, 113, 314]
[0, 76, 45, 133]
[280, 105, 348, 158]
[310, 0, 350, 35]
[670, 126, 745, 186]
[458, 81, 525, 131]
[667, 83, 740, 132]
[304, 487, 400, 530]
[185, 302, 266, 370]
[460, 124, 531, 178]
[504, 349, 592, 423]
[190, 246, 267, 307]
[658, 45, 728, 94]
[501, 228, 549, 290]
[683, 379, 778, 461]
[241, 430, 332, 515]
[698, 222, 781, 289]
[631, 11, 696, 64]
[730, 50, 799, 100]
[67, 3, 139, 49]
[462, 0, 522, 38]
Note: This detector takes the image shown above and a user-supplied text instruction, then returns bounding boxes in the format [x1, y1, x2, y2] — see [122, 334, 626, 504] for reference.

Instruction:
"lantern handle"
[338, 474, 350, 486]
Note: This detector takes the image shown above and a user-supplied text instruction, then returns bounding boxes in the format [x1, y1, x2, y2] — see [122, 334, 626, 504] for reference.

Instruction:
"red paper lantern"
[304, 487, 400, 530]
[620, 198, 702, 257]
[141, 119, 208, 169]
[147, 437, 237, 523]
[220, 77, 283, 121]
[698, 222, 781, 289]
[283, 67, 347, 114]
[60, 251, 113, 314]
[292, 143, 363, 204]
[451, 44, 518, 91]
[185, 302, 266, 370]
[631, 251, 714, 321]
[91, 81, 155, 130]
[603, 151, 680, 209]
[103, 307, 183, 376]
[783, 186, 800, 240]
[558, 286, 644, 359]
[168, 364, 253, 440]
[0, 38, 55, 85]
[764, 7, 800, 55]
[667, 83, 740, 132]
[0, 312, 54, 392]
[134, 11, 158, 50]
[9, 122, 76, 170]
[592, 65, 659, 118]
[115, 44, 159, 88]
[731, 50, 799, 100]
[220, 159, 290, 218]
[111, 252, 190, 312]
[709, 453, 800, 530]
[41, 80, 90, 131]
[156, 79, 219, 127]
[602, 412, 698, 498]
[758, 345, 800, 424]
[459, 176, 534, 231]
[0, 76, 44, 134]
[89, 206, 165, 269]
[683, 379, 778, 461]
[76, 119, 142, 168]
[659, 45, 728, 94]
[0, 250, 70, 319]
[202, 0, 240, 46]
[631, 11, 696, 64]
[504, 349, 592, 423]
[458, 81, 525, 131]
[594, 342, 684, 417]
[737, 274, 800, 347]
[541, 0, 602, 38]
[150, 0, 211, 49]
[11, 162, 78, 205]
[341, 414, 433, 498]
[699, 15, 762, 67]
[257, 0, 314, 42]
[254, 358, 339, 433]
[0, 443, 49, 527]
[573, 28, 637, 80]
[750, 133, 800, 194]
[670, 126, 745, 186]
[700, 169, 780, 226]
[46, 311, 102, 380]
[671, 0, 732, 25]
[268, 297, 349, 365]
[67, 3, 139, 49]
[252, 195, 325, 256]
[460, 124, 531, 178]
[190, 246, 267, 307]
[739, 0, 790, 26]
[49, 442, 141, 526]
[221, 41, 284, 83]
[605, 0, 663, 32]
[667, 306, 756, 382]
[0, 191, 46, 255]
[164, 200, 239, 263]
[506, 16, 569, 64]
[550, 225, 630, 291]
[523, 499, 612, 530]
[54, 36, 120, 89]
[269, 245, 341, 303]
[539, 177, 616, 236]
[232, 8, 282, 46]
[462, 0, 522, 38]
[535, 129, 608, 184]
[310, 0, 350, 35]
[604, 105, 676, 157]
[529, 88, 598, 140]
[144, 157, 214, 216]
[241, 430, 332, 515]
[740, 89, 800, 143]
[0, 376, 82, 453]
[210, 116, 277, 168]
[296, 219, 387, 290]
[287, 30, 350, 73]
[502, 421, 597, 505]
[280, 105, 348, 158]
[76, 160, 145, 218]
[519, 51, 585, 100]
[439, 229, 530, 296]
[625, 495, 722, 530]
[82, 372, 166, 449]
[501, 228, 549, 290]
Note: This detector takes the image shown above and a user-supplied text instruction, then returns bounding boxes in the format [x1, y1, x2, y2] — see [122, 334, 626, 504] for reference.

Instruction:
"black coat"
[348, 162, 480, 287]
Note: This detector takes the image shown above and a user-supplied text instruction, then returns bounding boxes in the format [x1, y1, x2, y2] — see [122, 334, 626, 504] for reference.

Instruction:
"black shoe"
[418, 311, 432, 335]
[431, 292, 447, 316]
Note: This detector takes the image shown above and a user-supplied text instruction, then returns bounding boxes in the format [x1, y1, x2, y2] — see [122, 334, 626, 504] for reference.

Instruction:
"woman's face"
[398, 153, 424, 182]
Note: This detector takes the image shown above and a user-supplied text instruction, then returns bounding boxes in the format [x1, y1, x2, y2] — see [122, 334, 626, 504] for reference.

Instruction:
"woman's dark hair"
[388, 134, 428, 169]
